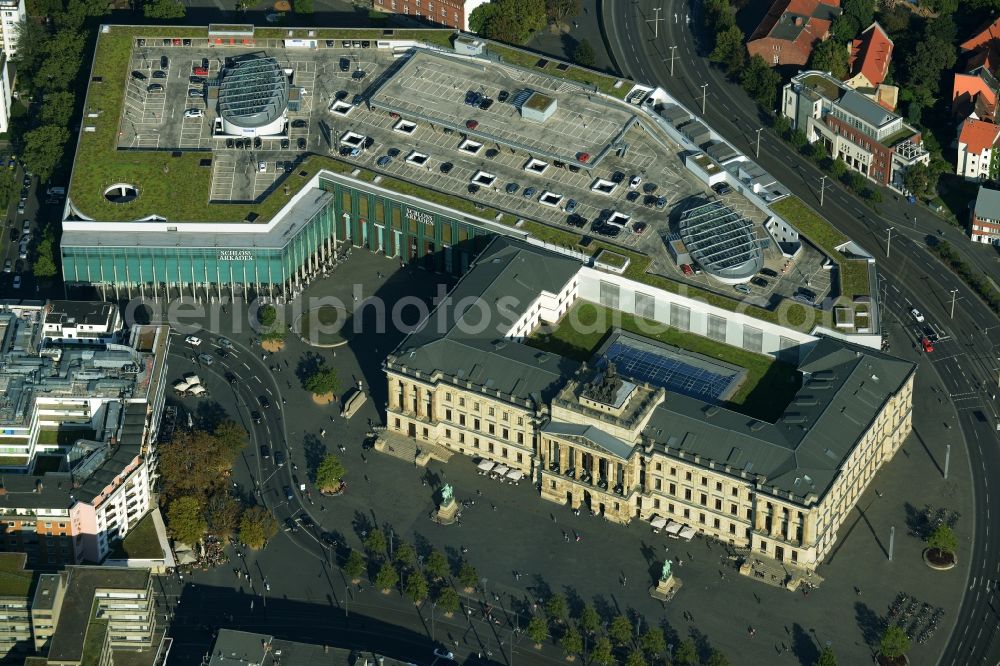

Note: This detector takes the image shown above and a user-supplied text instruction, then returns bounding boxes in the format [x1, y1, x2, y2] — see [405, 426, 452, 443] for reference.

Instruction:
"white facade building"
[0, 0, 23, 59]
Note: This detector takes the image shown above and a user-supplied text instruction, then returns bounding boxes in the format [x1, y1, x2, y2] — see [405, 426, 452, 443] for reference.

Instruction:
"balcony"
[548, 462, 561, 474]
[597, 478, 609, 491]
[565, 467, 576, 480]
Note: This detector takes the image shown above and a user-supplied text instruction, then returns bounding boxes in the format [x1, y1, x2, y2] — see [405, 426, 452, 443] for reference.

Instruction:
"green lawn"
[770, 196, 871, 301]
[0, 553, 33, 597]
[527, 303, 801, 422]
[109, 512, 163, 560]
[81, 601, 108, 666]
[36, 428, 95, 446]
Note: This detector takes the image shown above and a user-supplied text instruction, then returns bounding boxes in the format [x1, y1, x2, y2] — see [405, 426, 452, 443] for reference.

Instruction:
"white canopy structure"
[505, 470, 524, 482]
[665, 521, 683, 535]
[650, 516, 668, 529]
[477, 460, 496, 472]
[678, 526, 697, 540]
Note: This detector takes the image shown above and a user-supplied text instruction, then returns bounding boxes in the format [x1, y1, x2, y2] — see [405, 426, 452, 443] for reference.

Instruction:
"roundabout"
[295, 305, 350, 348]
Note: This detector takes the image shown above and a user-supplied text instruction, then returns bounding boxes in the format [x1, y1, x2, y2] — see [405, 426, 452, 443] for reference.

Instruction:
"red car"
[920, 336, 934, 353]
[681, 264, 693, 276]
[578, 152, 591, 163]
[192, 66, 208, 76]
[466, 119, 479, 130]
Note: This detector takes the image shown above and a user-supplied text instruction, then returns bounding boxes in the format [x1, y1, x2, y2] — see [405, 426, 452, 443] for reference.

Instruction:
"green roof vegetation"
[799, 73, 842, 101]
[485, 43, 629, 100]
[109, 512, 163, 560]
[37, 428, 96, 446]
[770, 196, 871, 302]
[594, 249, 629, 268]
[0, 553, 33, 598]
[528, 303, 801, 422]
[0, 456, 29, 466]
[81, 600, 108, 666]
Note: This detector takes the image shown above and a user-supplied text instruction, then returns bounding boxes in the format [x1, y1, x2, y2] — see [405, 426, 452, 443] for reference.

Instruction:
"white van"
[46, 187, 65, 197]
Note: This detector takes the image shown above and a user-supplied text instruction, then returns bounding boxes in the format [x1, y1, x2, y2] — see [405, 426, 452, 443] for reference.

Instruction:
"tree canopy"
[238, 506, 278, 550]
[158, 425, 244, 502]
[809, 38, 849, 80]
[573, 38, 596, 67]
[404, 571, 428, 603]
[813, 646, 838, 666]
[205, 492, 242, 540]
[526, 615, 548, 644]
[143, 0, 185, 18]
[167, 496, 206, 545]
[425, 549, 449, 579]
[435, 585, 460, 614]
[458, 561, 478, 589]
[23, 125, 69, 183]
[559, 627, 583, 657]
[375, 561, 398, 591]
[608, 614, 633, 646]
[880, 625, 911, 659]
[470, 0, 545, 44]
[927, 523, 958, 554]
[304, 366, 339, 396]
[364, 528, 388, 559]
[344, 549, 366, 580]
[315, 454, 346, 491]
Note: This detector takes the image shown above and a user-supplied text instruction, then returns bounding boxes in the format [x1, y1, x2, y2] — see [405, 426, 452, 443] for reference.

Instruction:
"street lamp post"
[819, 175, 827, 207]
[950, 289, 959, 319]
[431, 602, 436, 642]
[700, 84, 708, 115]
[885, 227, 894, 259]
[755, 128, 763, 158]
[668, 45, 677, 77]
[646, 7, 664, 39]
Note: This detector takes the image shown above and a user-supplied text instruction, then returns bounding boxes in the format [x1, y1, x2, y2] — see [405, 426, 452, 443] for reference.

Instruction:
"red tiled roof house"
[747, 0, 842, 67]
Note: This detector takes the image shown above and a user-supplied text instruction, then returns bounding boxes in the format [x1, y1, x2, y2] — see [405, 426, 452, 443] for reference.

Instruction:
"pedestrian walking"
[621, 576, 627, 588]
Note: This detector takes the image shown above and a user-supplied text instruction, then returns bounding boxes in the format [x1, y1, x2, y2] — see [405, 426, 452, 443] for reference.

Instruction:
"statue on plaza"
[661, 560, 672, 582]
[441, 483, 454, 506]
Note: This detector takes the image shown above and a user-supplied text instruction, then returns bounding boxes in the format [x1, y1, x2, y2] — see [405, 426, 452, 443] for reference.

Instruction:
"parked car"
[759, 267, 778, 278]
[351, 70, 366, 80]
[297, 138, 307, 149]
[160, 54, 169, 69]
[339, 57, 350, 72]
[185, 335, 202, 346]
[465, 119, 479, 130]
[681, 264, 693, 276]
[628, 175, 642, 189]
[291, 119, 307, 128]
[711, 182, 733, 195]
[189, 76, 206, 84]
[152, 70, 166, 79]
[260, 445, 271, 459]
[132, 70, 147, 81]
[440, 162, 454, 174]
[184, 109, 204, 118]
[274, 450, 285, 466]
[734, 284, 752, 295]
[625, 191, 640, 202]
[478, 97, 494, 110]
[377, 155, 392, 167]
[498, 90, 510, 102]
[147, 83, 163, 93]
[218, 337, 233, 348]
[505, 182, 520, 194]
[565, 199, 578, 214]
[188, 89, 203, 98]
[751, 276, 769, 288]
[522, 186, 537, 198]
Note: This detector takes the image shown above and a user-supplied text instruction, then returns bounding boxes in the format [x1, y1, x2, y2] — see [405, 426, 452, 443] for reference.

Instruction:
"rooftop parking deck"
[368, 50, 635, 167]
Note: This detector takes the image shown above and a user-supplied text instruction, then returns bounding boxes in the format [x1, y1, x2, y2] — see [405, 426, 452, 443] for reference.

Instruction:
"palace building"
[382, 237, 915, 571]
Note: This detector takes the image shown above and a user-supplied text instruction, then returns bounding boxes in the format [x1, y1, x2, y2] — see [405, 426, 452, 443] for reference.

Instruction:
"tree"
[773, 114, 791, 138]
[830, 158, 847, 179]
[36, 29, 87, 91]
[927, 523, 958, 555]
[22, 126, 69, 183]
[375, 561, 399, 591]
[293, 0, 313, 12]
[863, 188, 883, 205]
[879, 625, 911, 659]
[590, 637, 614, 666]
[526, 615, 548, 645]
[468, 2, 499, 33]
[158, 429, 241, 501]
[344, 549, 366, 580]
[789, 129, 809, 151]
[674, 639, 698, 665]
[238, 506, 278, 549]
[831, 0, 874, 41]
[40, 91, 76, 128]
[903, 161, 943, 199]
[640, 628, 666, 658]
[545, 593, 568, 623]
[609, 614, 632, 647]
[707, 649, 733, 666]
[809, 141, 826, 162]
[364, 528, 387, 560]
[741, 55, 782, 109]
[405, 571, 428, 603]
[425, 549, 449, 580]
[258, 304, 277, 327]
[546, 0, 580, 22]
[560, 627, 583, 659]
[395, 541, 416, 568]
[813, 646, 838, 666]
[848, 171, 866, 193]
[625, 650, 648, 666]
[578, 603, 600, 635]
[809, 38, 849, 80]
[33, 232, 59, 279]
[205, 492, 242, 539]
[710, 25, 745, 75]
[143, 0, 185, 18]
[304, 366, 339, 396]
[458, 561, 478, 589]
[315, 454, 346, 492]
[167, 496, 205, 545]
[213, 421, 248, 460]
[573, 39, 596, 67]
[435, 585, 460, 614]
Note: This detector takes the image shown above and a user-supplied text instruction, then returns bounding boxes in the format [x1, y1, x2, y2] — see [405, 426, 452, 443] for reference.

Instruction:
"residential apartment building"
[0, 304, 169, 566]
[843, 22, 897, 111]
[0, 553, 35, 662]
[956, 117, 1000, 181]
[382, 237, 916, 571]
[782, 70, 929, 191]
[371, 0, 489, 31]
[0, 56, 10, 136]
[970, 186, 1000, 245]
[0, 0, 22, 59]
[35, 566, 162, 666]
[746, 0, 841, 67]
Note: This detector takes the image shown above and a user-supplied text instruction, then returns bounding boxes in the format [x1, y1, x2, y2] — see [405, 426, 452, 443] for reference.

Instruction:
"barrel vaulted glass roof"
[677, 200, 762, 283]
[218, 55, 289, 129]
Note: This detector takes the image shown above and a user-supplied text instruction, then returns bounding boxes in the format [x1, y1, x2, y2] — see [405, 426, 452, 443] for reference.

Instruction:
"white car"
[629, 175, 642, 189]
[218, 337, 233, 348]
[432, 648, 455, 660]
[185, 335, 202, 346]
[257, 161, 267, 173]
[184, 109, 204, 119]
[909, 308, 925, 323]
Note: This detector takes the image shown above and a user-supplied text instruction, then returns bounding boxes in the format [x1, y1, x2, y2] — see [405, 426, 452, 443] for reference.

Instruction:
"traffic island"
[922, 548, 957, 571]
[311, 392, 335, 405]
[261, 338, 285, 353]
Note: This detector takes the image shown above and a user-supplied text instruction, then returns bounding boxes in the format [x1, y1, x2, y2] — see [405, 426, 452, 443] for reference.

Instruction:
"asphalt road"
[600, 2, 1000, 663]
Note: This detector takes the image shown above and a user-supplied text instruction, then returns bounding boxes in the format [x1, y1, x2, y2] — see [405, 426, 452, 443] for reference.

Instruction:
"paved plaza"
[154, 249, 972, 665]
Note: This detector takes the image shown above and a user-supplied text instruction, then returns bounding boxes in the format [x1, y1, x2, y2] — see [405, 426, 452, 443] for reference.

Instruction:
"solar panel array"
[605, 340, 735, 401]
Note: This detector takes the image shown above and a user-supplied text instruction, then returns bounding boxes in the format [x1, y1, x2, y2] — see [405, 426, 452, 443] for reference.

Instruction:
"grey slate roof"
[640, 336, 914, 502]
[388, 236, 581, 405]
[542, 422, 636, 459]
[837, 89, 895, 128]
[974, 186, 1000, 219]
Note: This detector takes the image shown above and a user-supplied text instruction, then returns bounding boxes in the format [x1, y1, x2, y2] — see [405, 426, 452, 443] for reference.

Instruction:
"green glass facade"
[61, 173, 497, 290]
